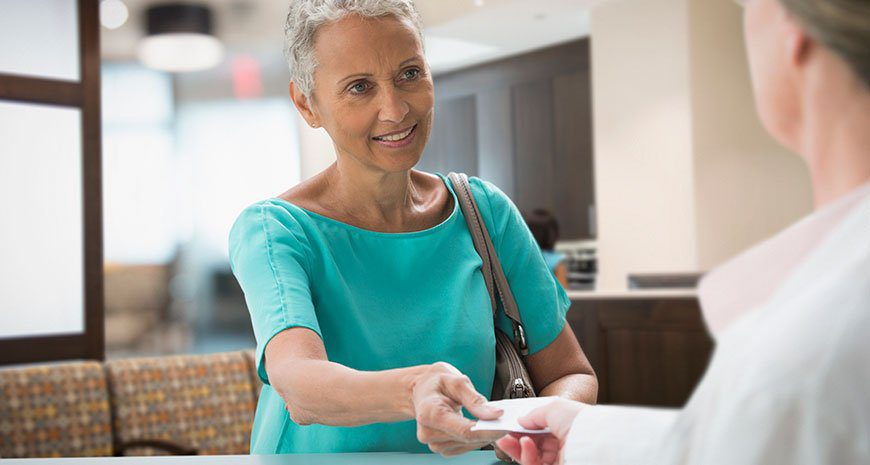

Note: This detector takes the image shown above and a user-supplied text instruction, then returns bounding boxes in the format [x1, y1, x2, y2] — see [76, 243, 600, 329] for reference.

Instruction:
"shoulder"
[449, 175, 523, 245]
[230, 199, 307, 239]
[228, 199, 314, 263]
[731, 255, 870, 407]
[460, 176, 515, 214]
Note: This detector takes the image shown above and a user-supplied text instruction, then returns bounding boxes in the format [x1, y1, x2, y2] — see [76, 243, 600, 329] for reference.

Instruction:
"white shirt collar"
[698, 181, 870, 338]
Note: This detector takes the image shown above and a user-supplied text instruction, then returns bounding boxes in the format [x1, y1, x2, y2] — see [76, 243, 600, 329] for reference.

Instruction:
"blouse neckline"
[267, 173, 461, 239]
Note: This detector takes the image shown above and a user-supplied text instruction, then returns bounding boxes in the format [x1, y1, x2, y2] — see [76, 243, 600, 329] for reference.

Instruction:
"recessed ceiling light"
[99, 0, 129, 30]
[139, 33, 224, 73]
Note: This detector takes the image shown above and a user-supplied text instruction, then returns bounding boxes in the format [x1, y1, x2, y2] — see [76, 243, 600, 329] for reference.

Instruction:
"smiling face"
[295, 13, 434, 174]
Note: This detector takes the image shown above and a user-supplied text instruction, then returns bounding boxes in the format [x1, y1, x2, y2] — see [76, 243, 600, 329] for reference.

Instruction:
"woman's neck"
[324, 157, 423, 227]
[799, 68, 870, 208]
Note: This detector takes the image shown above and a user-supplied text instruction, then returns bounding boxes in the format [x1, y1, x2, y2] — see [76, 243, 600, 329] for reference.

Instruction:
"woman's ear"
[289, 82, 320, 128]
[784, 17, 812, 70]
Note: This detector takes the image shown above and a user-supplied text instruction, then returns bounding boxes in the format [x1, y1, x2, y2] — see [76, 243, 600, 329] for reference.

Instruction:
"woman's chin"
[383, 156, 423, 173]
[368, 148, 424, 173]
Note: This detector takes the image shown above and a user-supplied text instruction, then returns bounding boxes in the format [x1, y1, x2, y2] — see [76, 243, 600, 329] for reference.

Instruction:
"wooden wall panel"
[512, 78, 555, 213]
[553, 70, 595, 238]
[476, 88, 515, 199]
[420, 95, 478, 176]
[428, 39, 595, 239]
[567, 297, 714, 407]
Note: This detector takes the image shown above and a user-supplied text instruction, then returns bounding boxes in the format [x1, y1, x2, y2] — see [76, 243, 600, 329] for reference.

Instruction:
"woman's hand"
[495, 398, 585, 465]
[411, 362, 507, 456]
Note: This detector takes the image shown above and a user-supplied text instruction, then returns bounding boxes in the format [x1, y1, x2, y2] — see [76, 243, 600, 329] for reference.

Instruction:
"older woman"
[497, 0, 870, 463]
[228, 0, 597, 457]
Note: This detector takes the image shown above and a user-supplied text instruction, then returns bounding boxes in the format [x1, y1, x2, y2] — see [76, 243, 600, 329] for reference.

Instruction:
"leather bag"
[448, 172, 536, 400]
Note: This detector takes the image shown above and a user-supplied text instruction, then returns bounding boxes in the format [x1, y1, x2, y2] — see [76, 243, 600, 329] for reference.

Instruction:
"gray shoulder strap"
[448, 173, 527, 354]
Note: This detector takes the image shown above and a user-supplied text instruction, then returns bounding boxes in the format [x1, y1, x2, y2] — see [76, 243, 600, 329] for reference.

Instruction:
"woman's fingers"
[517, 406, 550, 431]
[494, 443, 515, 463]
[428, 440, 491, 456]
[518, 399, 584, 440]
[417, 412, 503, 445]
[412, 362, 507, 453]
[440, 374, 503, 420]
[497, 436, 522, 462]
[442, 442, 493, 457]
[519, 436, 543, 465]
[537, 435, 562, 465]
[498, 434, 562, 465]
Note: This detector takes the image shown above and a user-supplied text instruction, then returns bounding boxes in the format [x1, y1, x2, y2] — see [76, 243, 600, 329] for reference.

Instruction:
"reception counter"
[564, 290, 713, 408]
[566, 289, 697, 300]
[1, 452, 500, 465]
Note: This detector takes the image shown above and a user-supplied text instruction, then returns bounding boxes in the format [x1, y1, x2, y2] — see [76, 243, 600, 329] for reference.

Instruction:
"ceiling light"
[100, 0, 129, 29]
[137, 4, 224, 73]
[424, 35, 499, 73]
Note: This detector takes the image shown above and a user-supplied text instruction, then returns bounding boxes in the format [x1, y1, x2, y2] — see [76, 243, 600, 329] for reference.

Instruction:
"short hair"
[283, 0, 425, 99]
[523, 209, 560, 251]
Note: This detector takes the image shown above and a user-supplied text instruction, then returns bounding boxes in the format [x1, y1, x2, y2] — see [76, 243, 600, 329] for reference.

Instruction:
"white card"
[471, 396, 558, 434]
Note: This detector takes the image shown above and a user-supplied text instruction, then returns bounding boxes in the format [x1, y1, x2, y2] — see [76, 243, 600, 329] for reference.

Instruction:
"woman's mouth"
[372, 124, 418, 148]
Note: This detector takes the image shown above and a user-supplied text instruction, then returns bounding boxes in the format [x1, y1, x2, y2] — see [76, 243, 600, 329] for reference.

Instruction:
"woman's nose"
[377, 87, 410, 124]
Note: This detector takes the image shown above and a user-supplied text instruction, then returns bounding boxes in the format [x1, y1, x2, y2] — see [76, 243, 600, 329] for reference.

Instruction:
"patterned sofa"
[0, 350, 262, 459]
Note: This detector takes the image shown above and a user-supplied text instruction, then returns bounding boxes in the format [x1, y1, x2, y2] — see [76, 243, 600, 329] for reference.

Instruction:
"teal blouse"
[228, 174, 570, 454]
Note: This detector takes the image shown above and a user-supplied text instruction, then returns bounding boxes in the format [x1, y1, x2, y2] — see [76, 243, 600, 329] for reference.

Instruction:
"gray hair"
[283, 0, 425, 99]
[779, 0, 870, 89]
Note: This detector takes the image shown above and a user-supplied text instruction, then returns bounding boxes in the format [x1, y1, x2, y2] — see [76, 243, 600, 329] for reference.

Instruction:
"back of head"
[779, 0, 870, 89]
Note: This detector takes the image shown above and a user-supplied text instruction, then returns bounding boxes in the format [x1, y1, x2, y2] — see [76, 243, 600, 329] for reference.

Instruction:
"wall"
[298, 120, 335, 180]
[591, 0, 812, 290]
[591, 0, 699, 290]
[688, 0, 812, 270]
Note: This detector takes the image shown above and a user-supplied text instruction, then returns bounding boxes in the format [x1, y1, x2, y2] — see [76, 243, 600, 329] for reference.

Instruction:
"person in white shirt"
[495, 0, 870, 463]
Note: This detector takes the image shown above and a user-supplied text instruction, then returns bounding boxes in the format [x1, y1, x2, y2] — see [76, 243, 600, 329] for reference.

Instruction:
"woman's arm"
[527, 323, 598, 403]
[264, 327, 507, 455]
[492, 323, 596, 462]
[265, 327, 416, 426]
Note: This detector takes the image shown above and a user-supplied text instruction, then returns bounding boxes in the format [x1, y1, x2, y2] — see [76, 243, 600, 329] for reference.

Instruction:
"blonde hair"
[779, 0, 870, 88]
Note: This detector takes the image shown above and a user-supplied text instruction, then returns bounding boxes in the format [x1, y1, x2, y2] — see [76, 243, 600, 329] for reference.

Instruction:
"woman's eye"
[349, 82, 368, 94]
[403, 69, 420, 80]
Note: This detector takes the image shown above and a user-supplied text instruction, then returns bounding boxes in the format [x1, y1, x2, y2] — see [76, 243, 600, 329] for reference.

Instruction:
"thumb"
[520, 401, 584, 439]
[517, 405, 551, 431]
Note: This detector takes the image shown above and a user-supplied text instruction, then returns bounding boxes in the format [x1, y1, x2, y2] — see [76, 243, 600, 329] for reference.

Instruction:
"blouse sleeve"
[228, 202, 322, 384]
[468, 177, 571, 354]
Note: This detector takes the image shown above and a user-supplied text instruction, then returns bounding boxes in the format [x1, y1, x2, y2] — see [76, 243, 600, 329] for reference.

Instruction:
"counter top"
[566, 289, 697, 300]
[0, 452, 499, 465]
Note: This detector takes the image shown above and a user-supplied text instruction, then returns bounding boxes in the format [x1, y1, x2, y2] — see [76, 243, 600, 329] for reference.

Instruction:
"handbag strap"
[448, 172, 529, 356]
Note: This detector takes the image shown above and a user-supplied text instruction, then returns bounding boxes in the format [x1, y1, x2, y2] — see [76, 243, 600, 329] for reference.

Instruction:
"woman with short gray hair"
[229, 0, 598, 457]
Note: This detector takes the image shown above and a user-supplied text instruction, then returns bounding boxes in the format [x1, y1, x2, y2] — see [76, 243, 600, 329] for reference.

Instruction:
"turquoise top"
[542, 251, 567, 275]
[228, 174, 570, 454]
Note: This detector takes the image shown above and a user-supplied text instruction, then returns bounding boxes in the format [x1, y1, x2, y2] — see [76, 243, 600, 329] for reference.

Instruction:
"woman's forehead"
[314, 14, 423, 75]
